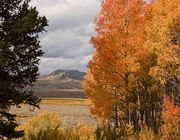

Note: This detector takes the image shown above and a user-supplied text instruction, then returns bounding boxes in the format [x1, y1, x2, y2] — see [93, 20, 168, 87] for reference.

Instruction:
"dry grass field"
[41, 98, 88, 105]
[11, 98, 97, 128]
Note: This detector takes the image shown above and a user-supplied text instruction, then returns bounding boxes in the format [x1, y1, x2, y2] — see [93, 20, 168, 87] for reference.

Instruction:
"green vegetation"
[0, 0, 48, 138]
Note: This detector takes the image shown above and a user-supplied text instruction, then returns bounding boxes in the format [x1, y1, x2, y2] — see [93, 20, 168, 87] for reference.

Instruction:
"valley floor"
[11, 99, 97, 128]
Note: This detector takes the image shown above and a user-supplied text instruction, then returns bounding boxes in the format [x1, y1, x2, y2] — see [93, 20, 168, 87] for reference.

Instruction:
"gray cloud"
[39, 55, 93, 75]
[30, 0, 101, 75]
[40, 28, 94, 58]
[31, 0, 101, 31]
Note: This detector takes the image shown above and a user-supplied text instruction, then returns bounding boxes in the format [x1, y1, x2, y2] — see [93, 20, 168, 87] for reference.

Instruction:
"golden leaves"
[84, 0, 179, 131]
[146, 0, 180, 84]
[84, 0, 149, 124]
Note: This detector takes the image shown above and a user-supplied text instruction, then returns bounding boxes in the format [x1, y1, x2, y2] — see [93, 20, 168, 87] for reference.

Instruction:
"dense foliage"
[84, 0, 180, 137]
[0, 0, 48, 138]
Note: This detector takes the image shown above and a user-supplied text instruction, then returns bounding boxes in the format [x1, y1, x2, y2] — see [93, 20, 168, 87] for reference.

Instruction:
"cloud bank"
[30, 0, 101, 75]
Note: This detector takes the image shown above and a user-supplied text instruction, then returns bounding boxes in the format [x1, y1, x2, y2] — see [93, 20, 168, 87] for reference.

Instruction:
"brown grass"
[41, 98, 88, 105]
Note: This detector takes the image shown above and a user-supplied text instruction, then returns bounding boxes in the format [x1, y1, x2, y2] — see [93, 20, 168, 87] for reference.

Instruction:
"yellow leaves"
[75, 124, 95, 140]
[26, 112, 60, 134]
[157, 47, 179, 69]
[145, 0, 180, 85]
[145, 0, 180, 49]
[149, 66, 167, 85]
[15, 112, 61, 140]
[15, 113, 96, 140]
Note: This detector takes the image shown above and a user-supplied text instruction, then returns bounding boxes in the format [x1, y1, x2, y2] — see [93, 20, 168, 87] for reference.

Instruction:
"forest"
[84, 0, 180, 139]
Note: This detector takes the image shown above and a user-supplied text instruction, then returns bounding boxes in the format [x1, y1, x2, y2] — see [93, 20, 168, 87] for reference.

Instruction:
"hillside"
[33, 69, 86, 98]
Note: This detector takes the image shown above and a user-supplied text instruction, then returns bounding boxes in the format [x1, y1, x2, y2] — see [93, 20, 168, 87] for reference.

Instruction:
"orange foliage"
[161, 96, 180, 140]
[84, 0, 180, 134]
[84, 0, 150, 127]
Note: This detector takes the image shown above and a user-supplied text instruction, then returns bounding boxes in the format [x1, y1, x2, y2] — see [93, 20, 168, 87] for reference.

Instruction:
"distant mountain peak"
[49, 69, 86, 80]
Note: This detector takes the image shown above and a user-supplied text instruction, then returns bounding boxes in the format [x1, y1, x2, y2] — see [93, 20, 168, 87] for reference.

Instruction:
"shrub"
[22, 112, 60, 140]
[15, 112, 95, 140]
[75, 124, 95, 140]
[138, 126, 155, 140]
[95, 125, 131, 140]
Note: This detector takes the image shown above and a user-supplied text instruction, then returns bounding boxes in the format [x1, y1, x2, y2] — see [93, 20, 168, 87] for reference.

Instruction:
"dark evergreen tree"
[0, 0, 48, 138]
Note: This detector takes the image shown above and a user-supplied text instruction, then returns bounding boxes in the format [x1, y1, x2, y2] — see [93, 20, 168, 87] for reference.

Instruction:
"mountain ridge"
[34, 69, 86, 98]
[49, 69, 86, 80]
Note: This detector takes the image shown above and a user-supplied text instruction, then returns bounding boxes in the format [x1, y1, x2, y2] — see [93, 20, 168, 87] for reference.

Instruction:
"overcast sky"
[30, 0, 101, 75]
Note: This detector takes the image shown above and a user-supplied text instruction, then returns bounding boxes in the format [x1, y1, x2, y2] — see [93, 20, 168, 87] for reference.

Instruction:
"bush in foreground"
[15, 112, 95, 140]
[15, 111, 179, 140]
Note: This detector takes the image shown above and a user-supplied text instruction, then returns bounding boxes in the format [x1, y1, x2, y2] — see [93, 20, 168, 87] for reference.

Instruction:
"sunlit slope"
[33, 69, 86, 98]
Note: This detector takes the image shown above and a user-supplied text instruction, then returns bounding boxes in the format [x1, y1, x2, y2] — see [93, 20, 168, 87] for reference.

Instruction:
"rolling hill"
[33, 69, 86, 99]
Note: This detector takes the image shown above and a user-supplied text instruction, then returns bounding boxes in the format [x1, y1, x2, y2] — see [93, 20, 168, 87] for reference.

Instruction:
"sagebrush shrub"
[15, 112, 95, 140]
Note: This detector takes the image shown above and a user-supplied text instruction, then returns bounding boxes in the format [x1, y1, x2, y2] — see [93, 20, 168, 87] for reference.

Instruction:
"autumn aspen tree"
[84, 0, 149, 130]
